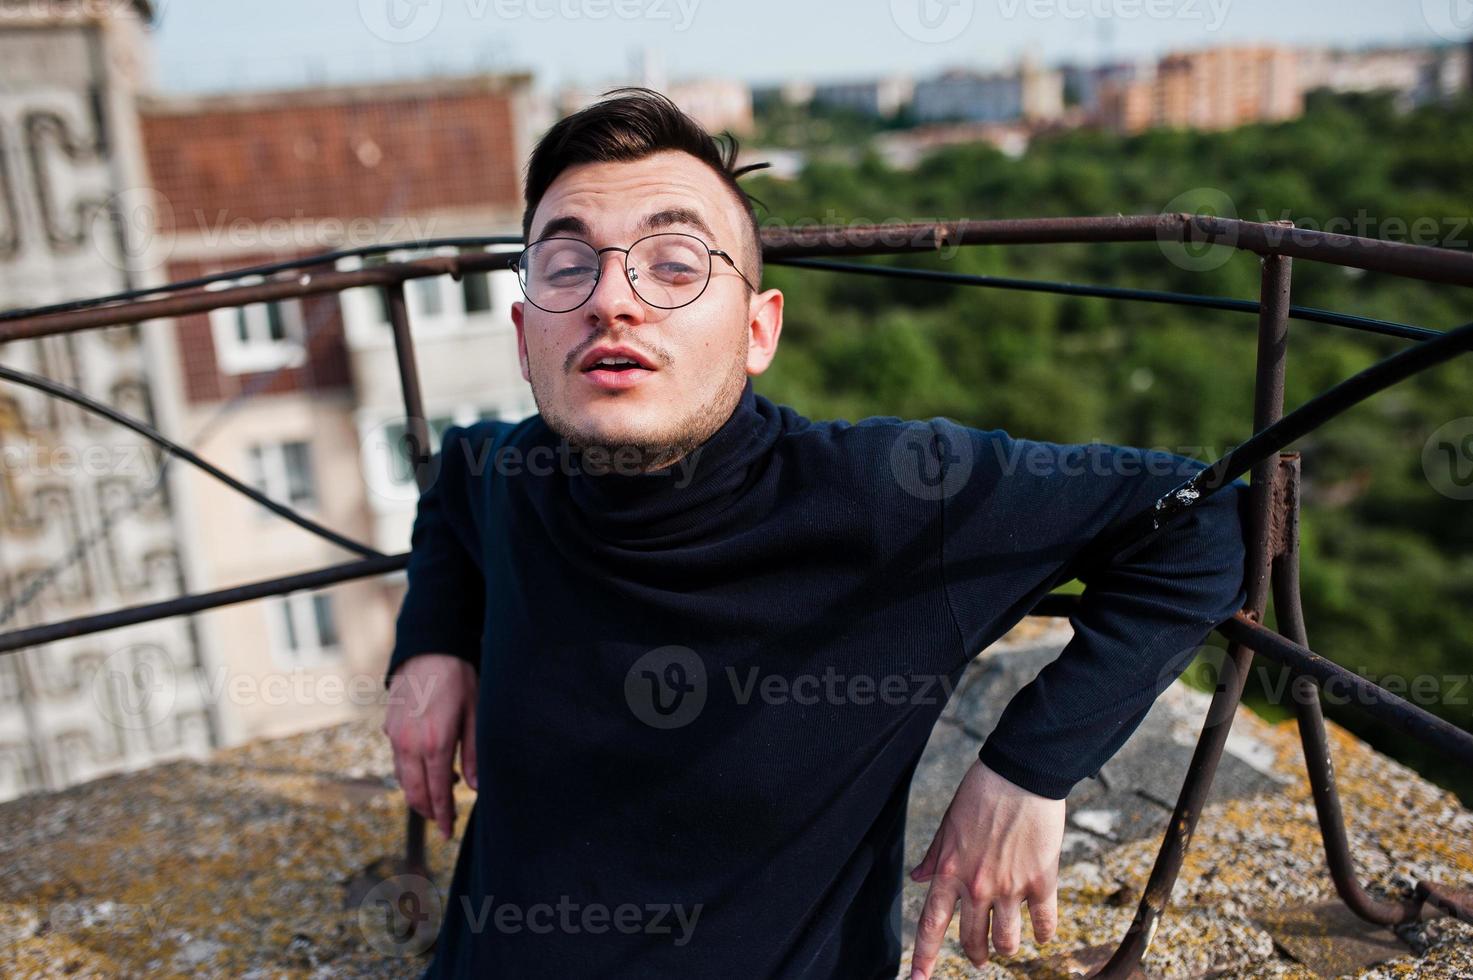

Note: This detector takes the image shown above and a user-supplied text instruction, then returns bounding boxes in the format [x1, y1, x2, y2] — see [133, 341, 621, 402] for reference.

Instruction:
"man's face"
[511, 150, 783, 468]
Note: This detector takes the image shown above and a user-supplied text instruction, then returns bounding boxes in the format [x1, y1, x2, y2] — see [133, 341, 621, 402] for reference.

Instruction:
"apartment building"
[1099, 46, 1301, 133]
[1299, 44, 1472, 108]
[913, 60, 1065, 125]
[0, 1, 217, 801]
[137, 73, 538, 744]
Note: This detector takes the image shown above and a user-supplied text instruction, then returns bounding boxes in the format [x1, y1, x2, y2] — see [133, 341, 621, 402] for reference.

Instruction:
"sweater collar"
[560, 377, 779, 541]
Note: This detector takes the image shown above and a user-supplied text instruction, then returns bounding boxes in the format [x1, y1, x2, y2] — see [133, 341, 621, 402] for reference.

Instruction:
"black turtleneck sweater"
[385, 378, 1249, 979]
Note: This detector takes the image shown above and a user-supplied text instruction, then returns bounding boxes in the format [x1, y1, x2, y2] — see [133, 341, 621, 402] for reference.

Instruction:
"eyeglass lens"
[518, 234, 713, 312]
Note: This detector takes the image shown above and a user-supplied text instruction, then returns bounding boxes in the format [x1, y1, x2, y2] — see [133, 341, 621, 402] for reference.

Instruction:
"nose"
[583, 249, 645, 328]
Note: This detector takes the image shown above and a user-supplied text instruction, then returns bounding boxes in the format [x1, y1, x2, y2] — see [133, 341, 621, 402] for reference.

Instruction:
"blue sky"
[148, 0, 1467, 94]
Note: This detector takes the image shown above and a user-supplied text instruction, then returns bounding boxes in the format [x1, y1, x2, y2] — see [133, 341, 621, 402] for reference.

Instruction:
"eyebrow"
[535, 207, 719, 244]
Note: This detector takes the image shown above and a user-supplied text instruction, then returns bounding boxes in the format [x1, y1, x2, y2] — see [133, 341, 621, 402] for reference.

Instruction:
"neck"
[552, 376, 781, 541]
[565, 437, 702, 477]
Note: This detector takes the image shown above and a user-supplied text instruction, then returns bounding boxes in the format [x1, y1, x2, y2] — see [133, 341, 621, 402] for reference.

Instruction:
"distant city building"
[1099, 46, 1300, 133]
[1020, 58, 1067, 121]
[1059, 60, 1154, 114]
[562, 47, 752, 134]
[913, 60, 1063, 124]
[139, 73, 537, 746]
[1298, 44, 1471, 108]
[810, 76, 915, 119]
[914, 69, 1020, 123]
[560, 77, 753, 135]
[665, 78, 755, 135]
[875, 122, 1035, 167]
[751, 80, 817, 109]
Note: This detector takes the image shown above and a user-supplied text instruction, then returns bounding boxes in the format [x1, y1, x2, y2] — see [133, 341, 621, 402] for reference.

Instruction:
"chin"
[558, 404, 667, 452]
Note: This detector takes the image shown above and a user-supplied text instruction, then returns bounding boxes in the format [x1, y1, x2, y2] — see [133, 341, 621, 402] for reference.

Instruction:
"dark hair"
[520, 86, 768, 287]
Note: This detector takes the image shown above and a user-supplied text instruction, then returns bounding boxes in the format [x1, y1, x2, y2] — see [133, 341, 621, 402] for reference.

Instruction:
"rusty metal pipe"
[0, 250, 517, 342]
[384, 281, 435, 882]
[1093, 252, 1294, 977]
[757, 215, 1473, 287]
[0, 554, 407, 654]
[1270, 456, 1426, 925]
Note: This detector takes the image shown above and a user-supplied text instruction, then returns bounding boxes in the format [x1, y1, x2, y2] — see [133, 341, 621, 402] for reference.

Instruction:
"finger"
[461, 696, 478, 792]
[398, 749, 432, 823]
[909, 831, 941, 882]
[958, 891, 991, 968]
[1027, 885, 1059, 945]
[426, 746, 456, 841]
[990, 896, 1023, 958]
[909, 877, 959, 980]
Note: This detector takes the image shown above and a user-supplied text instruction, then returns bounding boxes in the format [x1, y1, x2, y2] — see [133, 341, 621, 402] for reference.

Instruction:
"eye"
[547, 263, 596, 283]
[650, 261, 701, 283]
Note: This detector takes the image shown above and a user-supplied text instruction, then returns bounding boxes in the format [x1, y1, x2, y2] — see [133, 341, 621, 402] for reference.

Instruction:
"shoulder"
[762, 396, 984, 504]
[771, 400, 997, 465]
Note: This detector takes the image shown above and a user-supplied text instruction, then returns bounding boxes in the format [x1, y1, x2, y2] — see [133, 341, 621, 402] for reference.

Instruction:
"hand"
[381, 654, 479, 842]
[908, 759, 1065, 977]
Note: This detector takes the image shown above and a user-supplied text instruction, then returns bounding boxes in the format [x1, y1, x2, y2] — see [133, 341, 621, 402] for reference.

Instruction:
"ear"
[744, 288, 783, 376]
[510, 300, 531, 383]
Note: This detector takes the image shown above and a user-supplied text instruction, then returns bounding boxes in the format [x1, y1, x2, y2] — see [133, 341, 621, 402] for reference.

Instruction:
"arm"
[381, 424, 487, 841]
[383, 424, 487, 687]
[910, 419, 1249, 975]
[940, 421, 1250, 797]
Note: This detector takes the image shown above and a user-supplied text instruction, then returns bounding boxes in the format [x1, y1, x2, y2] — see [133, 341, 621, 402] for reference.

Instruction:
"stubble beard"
[533, 352, 749, 475]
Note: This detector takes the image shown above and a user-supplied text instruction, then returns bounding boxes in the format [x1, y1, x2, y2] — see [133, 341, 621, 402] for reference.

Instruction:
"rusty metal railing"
[1, 214, 1471, 974]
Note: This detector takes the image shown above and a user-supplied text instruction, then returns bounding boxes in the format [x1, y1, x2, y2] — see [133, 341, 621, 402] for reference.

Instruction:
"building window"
[246, 439, 317, 512]
[410, 274, 445, 317]
[270, 591, 340, 665]
[206, 275, 306, 374]
[340, 248, 504, 340]
[363, 250, 458, 329]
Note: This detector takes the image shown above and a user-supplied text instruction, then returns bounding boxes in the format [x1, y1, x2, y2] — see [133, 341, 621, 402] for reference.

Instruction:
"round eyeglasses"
[515, 232, 758, 314]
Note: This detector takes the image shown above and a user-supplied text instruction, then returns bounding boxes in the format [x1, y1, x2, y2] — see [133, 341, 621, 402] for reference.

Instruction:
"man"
[381, 87, 1249, 979]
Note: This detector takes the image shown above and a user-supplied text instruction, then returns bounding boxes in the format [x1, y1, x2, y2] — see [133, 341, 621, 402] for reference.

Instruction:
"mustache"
[564, 338, 671, 372]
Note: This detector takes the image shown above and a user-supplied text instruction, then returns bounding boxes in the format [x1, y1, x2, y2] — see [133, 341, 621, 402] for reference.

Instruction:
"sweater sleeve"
[382, 423, 487, 689]
[931, 418, 1250, 799]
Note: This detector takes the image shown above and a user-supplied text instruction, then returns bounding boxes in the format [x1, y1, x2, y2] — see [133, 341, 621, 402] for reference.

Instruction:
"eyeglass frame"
[514, 231, 760, 314]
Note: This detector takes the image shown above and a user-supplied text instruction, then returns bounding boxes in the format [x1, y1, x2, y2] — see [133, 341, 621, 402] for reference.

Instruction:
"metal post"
[1272, 456, 1473, 925]
[1092, 250, 1293, 978]
[385, 281, 433, 880]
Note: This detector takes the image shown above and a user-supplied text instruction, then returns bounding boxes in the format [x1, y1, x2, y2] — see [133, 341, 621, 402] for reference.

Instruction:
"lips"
[578, 345, 656, 373]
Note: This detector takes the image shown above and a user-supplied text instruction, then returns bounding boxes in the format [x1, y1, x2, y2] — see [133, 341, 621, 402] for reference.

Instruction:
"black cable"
[769, 257, 1439, 342]
[0, 364, 386, 561]
[1074, 318, 1473, 571]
